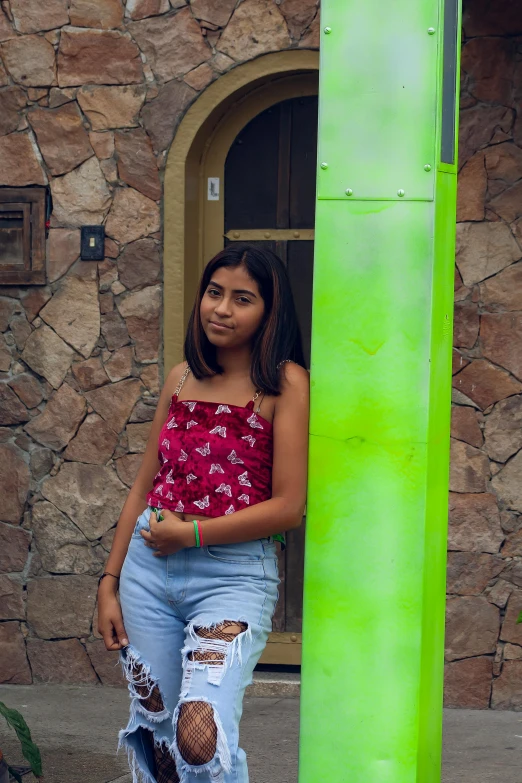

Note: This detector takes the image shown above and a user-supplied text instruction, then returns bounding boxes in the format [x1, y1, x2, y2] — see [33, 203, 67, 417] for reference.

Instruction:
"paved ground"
[0, 685, 521, 782]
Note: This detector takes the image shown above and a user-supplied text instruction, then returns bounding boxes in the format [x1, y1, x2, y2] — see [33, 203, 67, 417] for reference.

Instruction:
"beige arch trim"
[163, 49, 319, 374]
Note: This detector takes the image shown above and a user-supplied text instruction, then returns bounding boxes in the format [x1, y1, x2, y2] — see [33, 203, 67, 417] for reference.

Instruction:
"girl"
[97, 244, 310, 783]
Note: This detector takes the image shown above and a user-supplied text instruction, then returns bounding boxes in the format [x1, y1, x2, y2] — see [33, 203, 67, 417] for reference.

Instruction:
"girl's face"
[200, 263, 266, 349]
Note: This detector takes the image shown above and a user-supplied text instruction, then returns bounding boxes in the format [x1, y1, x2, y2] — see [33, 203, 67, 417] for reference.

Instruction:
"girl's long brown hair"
[184, 244, 306, 395]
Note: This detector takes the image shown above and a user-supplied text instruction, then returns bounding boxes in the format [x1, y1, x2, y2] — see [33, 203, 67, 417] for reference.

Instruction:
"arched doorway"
[164, 51, 319, 663]
[163, 50, 319, 369]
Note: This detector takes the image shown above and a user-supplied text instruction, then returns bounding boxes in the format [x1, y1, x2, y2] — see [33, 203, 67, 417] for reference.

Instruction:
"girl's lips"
[209, 321, 232, 331]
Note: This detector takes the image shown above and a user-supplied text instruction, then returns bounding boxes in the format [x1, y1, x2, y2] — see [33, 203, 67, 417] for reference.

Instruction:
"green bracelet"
[193, 519, 200, 548]
[151, 506, 164, 521]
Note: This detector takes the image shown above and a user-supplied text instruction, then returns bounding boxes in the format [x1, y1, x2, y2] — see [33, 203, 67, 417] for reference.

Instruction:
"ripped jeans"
[118, 506, 279, 783]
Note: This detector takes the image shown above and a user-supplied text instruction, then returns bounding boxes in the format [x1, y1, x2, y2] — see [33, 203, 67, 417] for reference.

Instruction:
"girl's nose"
[214, 298, 232, 316]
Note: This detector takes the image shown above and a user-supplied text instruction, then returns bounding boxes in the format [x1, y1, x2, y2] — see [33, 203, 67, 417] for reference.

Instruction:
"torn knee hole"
[176, 701, 217, 766]
[188, 621, 248, 664]
[129, 662, 166, 713]
[182, 620, 251, 691]
[121, 648, 170, 721]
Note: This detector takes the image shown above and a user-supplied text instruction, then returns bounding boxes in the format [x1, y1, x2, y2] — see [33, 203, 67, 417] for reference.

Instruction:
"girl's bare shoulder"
[278, 361, 310, 398]
[163, 361, 189, 398]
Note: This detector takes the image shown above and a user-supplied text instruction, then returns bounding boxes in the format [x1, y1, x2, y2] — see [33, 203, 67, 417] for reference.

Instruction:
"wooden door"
[224, 95, 318, 663]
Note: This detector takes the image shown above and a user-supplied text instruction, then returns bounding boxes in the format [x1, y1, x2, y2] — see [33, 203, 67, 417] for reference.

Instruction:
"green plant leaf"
[517, 611, 522, 624]
[0, 703, 43, 778]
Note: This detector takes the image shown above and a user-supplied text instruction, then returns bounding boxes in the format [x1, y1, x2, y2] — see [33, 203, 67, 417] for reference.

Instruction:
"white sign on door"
[207, 177, 220, 201]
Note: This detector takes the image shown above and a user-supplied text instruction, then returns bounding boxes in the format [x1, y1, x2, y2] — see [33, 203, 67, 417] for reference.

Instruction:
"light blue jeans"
[117, 506, 279, 783]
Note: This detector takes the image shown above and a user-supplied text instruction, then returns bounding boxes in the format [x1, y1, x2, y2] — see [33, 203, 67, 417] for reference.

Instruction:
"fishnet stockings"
[176, 701, 217, 766]
[153, 742, 180, 783]
[190, 621, 248, 664]
[129, 622, 247, 776]
[175, 622, 247, 766]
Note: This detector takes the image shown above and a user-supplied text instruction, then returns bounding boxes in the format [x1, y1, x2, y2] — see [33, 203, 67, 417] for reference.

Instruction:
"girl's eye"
[237, 296, 251, 304]
[207, 288, 220, 297]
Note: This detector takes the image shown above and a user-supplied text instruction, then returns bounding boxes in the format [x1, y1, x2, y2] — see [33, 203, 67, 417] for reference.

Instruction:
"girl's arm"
[97, 363, 185, 651]
[99, 362, 185, 581]
[146, 362, 310, 552]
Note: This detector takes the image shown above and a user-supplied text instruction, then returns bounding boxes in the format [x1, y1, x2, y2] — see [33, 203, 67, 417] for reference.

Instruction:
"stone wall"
[0, 0, 522, 711]
[445, 0, 522, 709]
[0, 0, 319, 686]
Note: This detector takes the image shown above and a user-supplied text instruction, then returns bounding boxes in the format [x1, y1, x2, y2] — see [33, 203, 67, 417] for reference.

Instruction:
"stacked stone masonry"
[0, 0, 521, 710]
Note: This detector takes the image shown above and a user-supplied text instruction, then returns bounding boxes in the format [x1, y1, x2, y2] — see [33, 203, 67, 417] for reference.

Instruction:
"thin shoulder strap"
[173, 364, 190, 399]
[250, 389, 264, 413]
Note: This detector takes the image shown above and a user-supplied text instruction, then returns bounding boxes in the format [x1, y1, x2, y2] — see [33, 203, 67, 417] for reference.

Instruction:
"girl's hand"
[97, 590, 129, 651]
[141, 509, 194, 556]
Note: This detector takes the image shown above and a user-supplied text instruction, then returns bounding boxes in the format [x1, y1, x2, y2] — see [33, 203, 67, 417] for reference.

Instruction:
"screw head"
[424, 164, 432, 172]
[324, 26, 332, 34]
[397, 189, 405, 197]
[345, 188, 353, 196]
[233, 231, 240, 238]
[320, 162, 328, 170]
[293, 231, 300, 238]
[264, 232, 271, 239]
[427, 27, 436, 35]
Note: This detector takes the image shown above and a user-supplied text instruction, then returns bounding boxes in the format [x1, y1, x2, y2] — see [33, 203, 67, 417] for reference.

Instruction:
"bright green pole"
[300, 1, 461, 782]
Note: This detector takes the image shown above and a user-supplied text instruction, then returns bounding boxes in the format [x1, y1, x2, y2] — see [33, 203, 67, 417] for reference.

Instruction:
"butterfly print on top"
[194, 495, 210, 510]
[147, 388, 275, 517]
[247, 412, 263, 430]
[209, 425, 227, 438]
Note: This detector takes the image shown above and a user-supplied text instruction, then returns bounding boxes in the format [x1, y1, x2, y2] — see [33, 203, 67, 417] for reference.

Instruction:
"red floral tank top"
[146, 366, 274, 518]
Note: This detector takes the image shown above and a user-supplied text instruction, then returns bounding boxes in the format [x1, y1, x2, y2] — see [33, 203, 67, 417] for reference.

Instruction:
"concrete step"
[247, 671, 300, 698]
